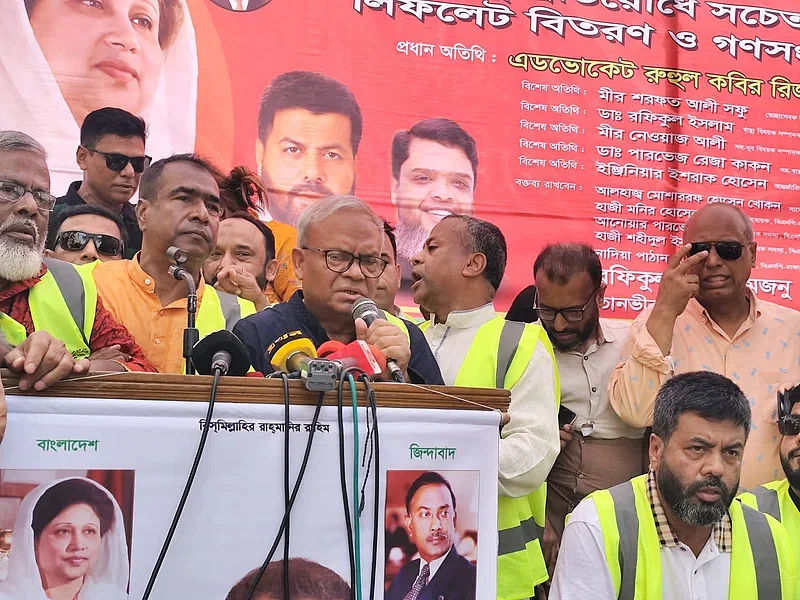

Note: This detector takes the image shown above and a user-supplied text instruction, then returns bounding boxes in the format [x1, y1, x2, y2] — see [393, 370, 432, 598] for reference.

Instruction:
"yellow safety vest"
[384, 312, 410, 341]
[0, 259, 97, 359]
[185, 286, 257, 374]
[592, 474, 797, 599]
[450, 316, 560, 599]
[739, 479, 800, 568]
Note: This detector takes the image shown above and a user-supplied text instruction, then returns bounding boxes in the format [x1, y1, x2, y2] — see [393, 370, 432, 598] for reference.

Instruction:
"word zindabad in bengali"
[409, 443, 457, 460]
[37, 439, 99, 452]
[198, 419, 331, 434]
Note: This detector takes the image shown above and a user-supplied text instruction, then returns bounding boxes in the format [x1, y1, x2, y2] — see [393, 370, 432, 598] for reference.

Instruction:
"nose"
[119, 160, 136, 178]
[14, 189, 39, 217]
[553, 312, 569, 333]
[69, 530, 87, 551]
[700, 449, 725, 479]
[80, 239, 100, 264]
[411, 251, 424, 266]
[302, 153, 323, 182]
[342, 257, 365, 281]
[430, 514, 443, 531]
[191, 200, 211, 225]
[429, 179, 455, 202]
[104, 11, 140, 52]
[705, 245, 723, 268]
[219, 251, 236, 269]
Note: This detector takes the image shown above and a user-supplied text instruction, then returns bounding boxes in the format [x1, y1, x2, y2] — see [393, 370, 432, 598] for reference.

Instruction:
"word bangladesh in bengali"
[198, 419, 331, 434]
[508, 53, 800, 101]
[409, 443, 457, 460]
[37, 439, 99, 452]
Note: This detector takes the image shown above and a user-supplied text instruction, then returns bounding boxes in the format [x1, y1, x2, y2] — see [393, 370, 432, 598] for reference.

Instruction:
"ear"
[264, 258, 279, 283]
[405, 513, 413, 532]
[255, 139, 265, 173]
[76, 146, 90, 172]
[394, 263, 401, 282]
[390, 177, 400, 206]
[292, 247, 305, 283]
[597, 283, 607, 308]
[649, 432, 664, 472]
[462, 252, 487, 280]
[43, 248, 55, 258]
[136, 198, 150, 231]
[749, 241, 757, 267]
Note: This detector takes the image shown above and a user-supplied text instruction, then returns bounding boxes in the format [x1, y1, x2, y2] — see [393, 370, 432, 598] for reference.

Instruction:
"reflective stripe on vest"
[184, 287, 256, 374]
[738, 479, 800, 569]
[0, 259, 96, 359]
[592, 475, 796, 599]
[384, 312, 410, 342]
[452, 317, 560, 598]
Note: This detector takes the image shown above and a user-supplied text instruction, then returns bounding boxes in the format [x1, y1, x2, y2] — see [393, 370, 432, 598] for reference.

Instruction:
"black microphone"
[190, 330, 251, 376]
[351, 297, 405, 383]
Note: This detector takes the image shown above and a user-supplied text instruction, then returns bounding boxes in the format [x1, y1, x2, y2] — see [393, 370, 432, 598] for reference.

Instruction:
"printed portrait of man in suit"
[384, 472, 476, 600]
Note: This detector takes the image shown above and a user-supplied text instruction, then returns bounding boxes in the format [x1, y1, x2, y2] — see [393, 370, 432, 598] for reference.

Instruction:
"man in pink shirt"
[609, 203, 800, 489]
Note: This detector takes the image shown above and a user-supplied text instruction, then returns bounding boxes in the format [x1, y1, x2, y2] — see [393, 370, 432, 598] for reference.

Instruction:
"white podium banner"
[0, 394, 499, 599]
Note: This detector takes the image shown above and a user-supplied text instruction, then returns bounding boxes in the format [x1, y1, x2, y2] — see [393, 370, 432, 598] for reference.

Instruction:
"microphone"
[167, 245, 198, 374]
[190, 330, 251, 376]
[266, 330, 317, 373]
[325, 341, 383, 377]
[351, 297, 405, 383]
[317, 340, 345, 358]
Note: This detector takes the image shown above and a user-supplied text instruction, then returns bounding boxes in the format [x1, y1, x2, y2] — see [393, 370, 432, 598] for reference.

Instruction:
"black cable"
[361, 375, 380, 600]
[337, 368, 359, 600]
[141, 369, 222, 600]
[243, 391, 326, 600]
[282, 373, 291, 600]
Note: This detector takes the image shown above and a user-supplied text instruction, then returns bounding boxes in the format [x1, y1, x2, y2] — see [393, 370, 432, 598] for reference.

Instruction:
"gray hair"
[296, 195, 383, 247]
[0, 130, 47, 160]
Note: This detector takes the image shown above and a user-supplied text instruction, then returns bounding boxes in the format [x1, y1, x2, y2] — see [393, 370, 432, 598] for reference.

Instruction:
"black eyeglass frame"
[533, 287, 601, 323]
[301, 246, 389, 278]
[688, 241, 753, 261]
[85, 147, 152, 173]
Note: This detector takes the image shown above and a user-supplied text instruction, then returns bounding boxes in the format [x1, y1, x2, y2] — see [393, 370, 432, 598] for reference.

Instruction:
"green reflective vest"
[447, 316, 560, 599]
[592, 474, 797, 599]
[0, 259, 97, 359]
[739, 479, 800, 569]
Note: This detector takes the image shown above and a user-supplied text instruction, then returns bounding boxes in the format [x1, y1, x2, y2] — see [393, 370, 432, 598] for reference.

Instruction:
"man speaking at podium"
[233, 195, 443, 384]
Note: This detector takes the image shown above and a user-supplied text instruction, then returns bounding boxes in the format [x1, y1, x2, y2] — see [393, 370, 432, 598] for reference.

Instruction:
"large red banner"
[3, 0, 800, 314]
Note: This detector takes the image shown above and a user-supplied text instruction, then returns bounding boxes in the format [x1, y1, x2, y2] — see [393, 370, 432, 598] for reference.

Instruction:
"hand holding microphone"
[351, 298, 409, 383]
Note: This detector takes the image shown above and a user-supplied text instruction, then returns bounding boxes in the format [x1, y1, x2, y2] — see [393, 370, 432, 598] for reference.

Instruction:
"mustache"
[0, 216, 40, 242]
[789, 448, 800, 460]
[686, 476, 728, 498]
[287, 181, 334, 199]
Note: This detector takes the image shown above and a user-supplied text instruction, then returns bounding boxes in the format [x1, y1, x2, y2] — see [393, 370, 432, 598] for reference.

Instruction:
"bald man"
[609, 203, 800, 489]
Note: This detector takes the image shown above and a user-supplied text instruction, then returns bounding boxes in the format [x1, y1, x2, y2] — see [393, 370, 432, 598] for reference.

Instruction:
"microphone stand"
[167, 246, 199, 374]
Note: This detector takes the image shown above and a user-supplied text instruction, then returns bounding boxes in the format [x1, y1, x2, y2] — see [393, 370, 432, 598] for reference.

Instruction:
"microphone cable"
[141, 369, 222, 600]
[281, 372, 291, 600]
[359, 374, 380, 600]
[243, 390, 327, 600]
[337, 368, 359, 600]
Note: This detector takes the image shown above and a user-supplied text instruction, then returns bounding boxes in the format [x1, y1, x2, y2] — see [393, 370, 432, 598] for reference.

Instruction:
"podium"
[0, 372, 507, 599]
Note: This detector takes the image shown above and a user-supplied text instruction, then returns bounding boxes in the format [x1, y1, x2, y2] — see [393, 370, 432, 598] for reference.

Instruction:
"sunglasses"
[86, 148, 152, 173]
[688, 241, 747, 261]
[778, 414, 800, 437]
[55, 231, 123, 257]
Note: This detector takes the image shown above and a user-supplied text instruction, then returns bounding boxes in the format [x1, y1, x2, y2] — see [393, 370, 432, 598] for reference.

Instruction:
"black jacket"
[385, 546, 477, 600]
[233, 291, 444, 385]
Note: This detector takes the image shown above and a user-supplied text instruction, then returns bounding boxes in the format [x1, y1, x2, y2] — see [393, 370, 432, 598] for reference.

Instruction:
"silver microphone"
[351, 297, 405, 383]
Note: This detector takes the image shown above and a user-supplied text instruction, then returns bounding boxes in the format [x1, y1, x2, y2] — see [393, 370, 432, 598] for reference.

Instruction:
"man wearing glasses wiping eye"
[609, 202, 800, 491]
[52, 107, 150, 258]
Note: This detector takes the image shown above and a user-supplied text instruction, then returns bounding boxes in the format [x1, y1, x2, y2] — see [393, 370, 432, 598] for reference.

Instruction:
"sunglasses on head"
[688, 241, 747, 261]
[87, 148, 152, 173]
[55, 231, 123, 257]
[779, 415, 800, 437]
[778, 384, 800, 436]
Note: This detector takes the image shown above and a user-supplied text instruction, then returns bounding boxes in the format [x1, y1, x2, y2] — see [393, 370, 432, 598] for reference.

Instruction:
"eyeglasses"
[688, 241, 748, 261]
[0, 180, 57, 213]
[55, 231, 123, 257]
[778, 414, 800, 437]
[534, 287, 600, 323]
[86, 148, 152, 173]
[302, 247, 388, 278]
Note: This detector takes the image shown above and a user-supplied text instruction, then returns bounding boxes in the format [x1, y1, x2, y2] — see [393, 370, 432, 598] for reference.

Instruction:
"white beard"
[395, 220, 430, 262]
[0, 218, 45, 282]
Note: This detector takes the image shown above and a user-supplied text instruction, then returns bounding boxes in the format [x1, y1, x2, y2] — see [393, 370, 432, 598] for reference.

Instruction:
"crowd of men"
[0, 100, 799, 600]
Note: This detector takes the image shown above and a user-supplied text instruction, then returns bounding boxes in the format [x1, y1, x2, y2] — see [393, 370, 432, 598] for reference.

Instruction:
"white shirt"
[550, 497, 731, 600]
[417, 546, 452, 581]
[554, 318, 645, 439]
[424, 304, 560, 497]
